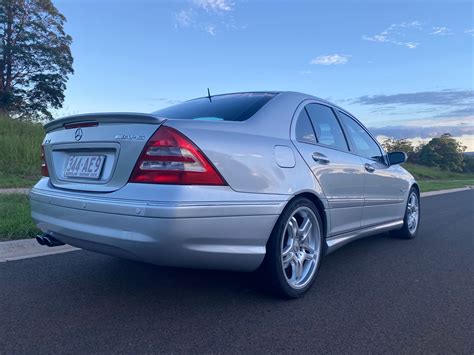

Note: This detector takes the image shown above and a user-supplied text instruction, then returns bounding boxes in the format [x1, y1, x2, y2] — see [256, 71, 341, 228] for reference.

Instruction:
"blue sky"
[55, 0, 473, 147]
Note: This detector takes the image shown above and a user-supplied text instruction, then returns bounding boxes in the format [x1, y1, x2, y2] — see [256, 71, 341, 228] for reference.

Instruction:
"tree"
[463, 154, 474, 173]
[418, 133, 466, 172]
[381, 138, 417, 163]
[0, 0, 73, 120]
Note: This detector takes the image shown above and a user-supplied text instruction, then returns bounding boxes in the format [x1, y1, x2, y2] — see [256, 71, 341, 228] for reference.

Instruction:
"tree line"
[0, 0, 73, 121]
[382, 133, 473, 173]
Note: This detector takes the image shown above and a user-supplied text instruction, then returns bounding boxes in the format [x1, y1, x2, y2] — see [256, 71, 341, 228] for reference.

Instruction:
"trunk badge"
[74, 128, 83, 141]
[114, 134, 145, 141]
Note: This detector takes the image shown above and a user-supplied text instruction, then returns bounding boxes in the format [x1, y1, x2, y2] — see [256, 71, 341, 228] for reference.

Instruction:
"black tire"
[261, 197, 324, 299]
[391, 187, 420, 239]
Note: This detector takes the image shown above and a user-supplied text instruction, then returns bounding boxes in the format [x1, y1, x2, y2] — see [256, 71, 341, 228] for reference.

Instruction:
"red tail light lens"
[129, 126, 226, 185]
[40, 145, 49, 177]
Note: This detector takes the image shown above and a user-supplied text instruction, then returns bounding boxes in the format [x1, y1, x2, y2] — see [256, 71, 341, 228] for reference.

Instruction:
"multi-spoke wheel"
[391, 187, 420, 239]
[262, 197, 323, 298]
[281, 207, 321, 289]
[406, 192, 419, 234]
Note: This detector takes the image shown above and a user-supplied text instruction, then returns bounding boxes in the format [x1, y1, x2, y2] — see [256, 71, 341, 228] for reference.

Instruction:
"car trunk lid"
[43, 113, 165, 192]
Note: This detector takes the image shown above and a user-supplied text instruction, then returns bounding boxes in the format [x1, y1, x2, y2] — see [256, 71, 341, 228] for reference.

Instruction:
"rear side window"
[152, 93, 276, 122]
[338, 111, 384, 162]
[305, 104, 348, 151]
[295, 109, 317, 144]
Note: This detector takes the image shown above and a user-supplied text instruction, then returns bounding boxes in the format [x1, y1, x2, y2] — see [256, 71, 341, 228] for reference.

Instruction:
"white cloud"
[194, 0, 234, 12]
[363, 21, 422, 49]
[395, 117, 474, 128]
[176, 9, 194, 27]
[398, 21, 422, 28]
[310, 54, 350, 65]
[206, 25, 217, 35]
[404, 42, 419, 49]
[363, 34, 388, 43]
[465, 29, 474, 36]
[175, 0, 240, 35]
[431, 26, 453, 35]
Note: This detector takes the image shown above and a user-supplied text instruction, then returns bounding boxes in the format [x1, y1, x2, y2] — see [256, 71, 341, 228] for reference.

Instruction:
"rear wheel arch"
[282, 192, 328, 241]
[262, 193, 325, 298]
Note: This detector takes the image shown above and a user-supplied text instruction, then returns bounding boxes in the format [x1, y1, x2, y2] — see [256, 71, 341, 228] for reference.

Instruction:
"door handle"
[312, 152, 330, 165]
[365, 163, 375, 173]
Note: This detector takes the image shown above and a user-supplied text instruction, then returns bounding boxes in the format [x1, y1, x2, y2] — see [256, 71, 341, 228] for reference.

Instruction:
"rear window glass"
[152, 93, 277, 122]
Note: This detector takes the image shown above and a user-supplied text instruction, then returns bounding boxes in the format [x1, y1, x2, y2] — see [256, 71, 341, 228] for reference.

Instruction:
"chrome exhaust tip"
[35, 235, 46, 246]
[37, 234, 65, 247]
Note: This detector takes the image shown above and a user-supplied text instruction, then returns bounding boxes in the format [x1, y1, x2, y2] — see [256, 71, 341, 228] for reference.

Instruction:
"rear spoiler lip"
[44, 112, 166, 133]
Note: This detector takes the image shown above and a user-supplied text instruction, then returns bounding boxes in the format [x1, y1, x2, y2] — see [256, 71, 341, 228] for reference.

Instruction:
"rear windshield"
[152, 93, 277, 122]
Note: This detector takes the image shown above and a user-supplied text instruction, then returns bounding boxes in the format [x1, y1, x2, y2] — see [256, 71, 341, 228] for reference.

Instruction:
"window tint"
[295, 109, 317, 144]
[152, 93, 276, 122]
[338, 112, 384, 162]
[305, 104, 348, 151]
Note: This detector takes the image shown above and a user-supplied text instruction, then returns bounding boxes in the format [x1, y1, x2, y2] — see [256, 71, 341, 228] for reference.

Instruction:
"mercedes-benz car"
[30, 91, 420, 298]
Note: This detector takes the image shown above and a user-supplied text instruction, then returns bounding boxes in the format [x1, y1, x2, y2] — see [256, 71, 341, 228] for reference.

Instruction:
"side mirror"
[387, 151, 407, 165]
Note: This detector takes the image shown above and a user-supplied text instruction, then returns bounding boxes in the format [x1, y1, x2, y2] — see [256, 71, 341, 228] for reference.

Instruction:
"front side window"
[305, 104, 348, 151]
[338, 111, 384, 162]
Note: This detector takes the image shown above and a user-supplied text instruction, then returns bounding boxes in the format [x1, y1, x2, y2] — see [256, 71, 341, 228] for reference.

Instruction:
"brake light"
[40, 145, 49, 177]
[64, 121, 98, 129]
[129, 126, 226, 185]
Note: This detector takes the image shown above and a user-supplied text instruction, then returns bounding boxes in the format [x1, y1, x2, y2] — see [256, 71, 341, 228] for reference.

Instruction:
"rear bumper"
[29, 181, 286, 271]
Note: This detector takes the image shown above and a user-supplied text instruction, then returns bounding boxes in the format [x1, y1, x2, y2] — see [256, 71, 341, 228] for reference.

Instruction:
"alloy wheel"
[407, 192, 419, 234]
[280, 206, 321, 289]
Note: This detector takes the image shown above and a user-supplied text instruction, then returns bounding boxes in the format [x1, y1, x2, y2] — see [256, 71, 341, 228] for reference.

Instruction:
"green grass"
[403, 163, 474, 192]
[0, 116, 44, 188]
[0, 193, 39, 241]
[403, 163, 474, 180]
[417, 179, 474, 192]
[0, 173, 42, 188]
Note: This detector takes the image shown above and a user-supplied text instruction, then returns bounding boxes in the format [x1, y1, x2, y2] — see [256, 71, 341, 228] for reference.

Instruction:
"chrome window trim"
[335, 109, 389, 165]
[291, 100, 353, 154]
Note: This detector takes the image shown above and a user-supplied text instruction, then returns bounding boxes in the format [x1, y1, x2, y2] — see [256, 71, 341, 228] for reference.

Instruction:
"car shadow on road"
[65, 231, 407, 303]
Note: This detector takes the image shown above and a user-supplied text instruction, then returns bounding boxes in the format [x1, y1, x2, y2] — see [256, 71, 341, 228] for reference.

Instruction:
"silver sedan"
[30, 91, 420, 298]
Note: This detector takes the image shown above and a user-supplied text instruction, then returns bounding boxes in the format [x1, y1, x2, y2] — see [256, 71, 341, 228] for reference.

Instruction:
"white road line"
[421, 186, 472, 197]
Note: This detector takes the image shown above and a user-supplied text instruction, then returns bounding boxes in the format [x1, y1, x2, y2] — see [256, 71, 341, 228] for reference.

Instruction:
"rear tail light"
[129, 126, 226, 185]
[40, 145, 49, 177]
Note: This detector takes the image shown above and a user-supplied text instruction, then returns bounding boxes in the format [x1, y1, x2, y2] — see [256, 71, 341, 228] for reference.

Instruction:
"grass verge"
[417, 180, 474, 192]
[403, 163, 474, 180]
[0, 173, 40, 188]
[403, 164, 474, 192]
[0, 193, 39, 241]
[0, 115, 43, 188]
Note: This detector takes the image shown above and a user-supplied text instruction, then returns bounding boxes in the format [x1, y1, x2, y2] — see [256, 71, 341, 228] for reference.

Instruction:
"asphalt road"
[1, 190, 473, 353]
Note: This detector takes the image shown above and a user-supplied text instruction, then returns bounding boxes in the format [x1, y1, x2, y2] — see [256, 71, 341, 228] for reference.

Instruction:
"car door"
[291, 102, 366, 236]
[337, 111, 407, 227]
